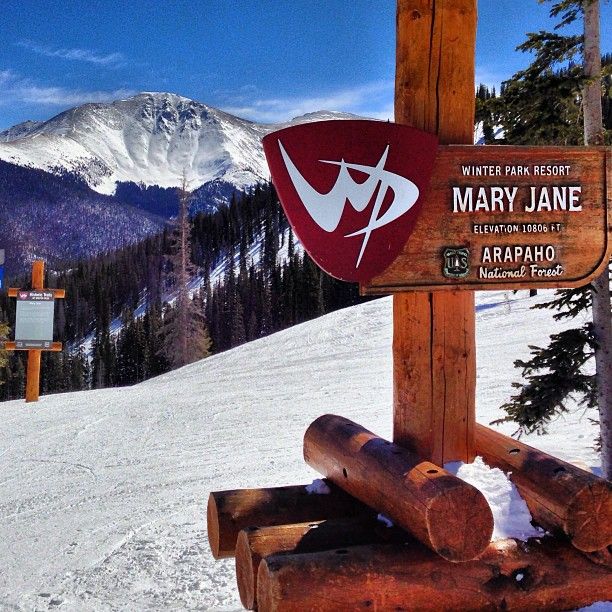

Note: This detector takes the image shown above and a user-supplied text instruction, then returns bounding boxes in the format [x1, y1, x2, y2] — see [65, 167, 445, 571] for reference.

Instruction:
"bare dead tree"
[160, 177, 212, 368]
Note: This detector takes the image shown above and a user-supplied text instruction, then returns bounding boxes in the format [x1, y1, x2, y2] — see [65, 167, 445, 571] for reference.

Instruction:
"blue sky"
[0, 0, 610, 130]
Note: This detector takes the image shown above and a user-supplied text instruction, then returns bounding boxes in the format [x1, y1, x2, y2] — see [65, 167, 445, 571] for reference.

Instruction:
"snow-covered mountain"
[0, 92, 358, 201]
[0, 291, 607, 610]
[0, 93, 358, 272]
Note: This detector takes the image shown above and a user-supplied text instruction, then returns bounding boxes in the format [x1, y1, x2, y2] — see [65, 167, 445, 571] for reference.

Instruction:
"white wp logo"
[278, 140, 420, 268]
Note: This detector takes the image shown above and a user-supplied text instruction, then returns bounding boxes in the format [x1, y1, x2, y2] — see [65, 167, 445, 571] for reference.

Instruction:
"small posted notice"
[14, 291, 55, 349]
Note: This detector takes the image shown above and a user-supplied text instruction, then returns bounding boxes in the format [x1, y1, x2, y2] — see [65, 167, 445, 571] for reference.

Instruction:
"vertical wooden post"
[393, 0, 477, 464]
[25, 260, 45, 403]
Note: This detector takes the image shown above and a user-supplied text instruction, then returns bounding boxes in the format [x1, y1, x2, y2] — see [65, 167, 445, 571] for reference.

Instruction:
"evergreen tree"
[494, 325, 596, 433]
[143, 302, 168, 378]
[475, 83, 498, 143]
[581, 0, 612, 476]
[69, 347, 89, 391]
[494, 0, 612, 473]
[230, 290, 246, 347]
[159, 180, 212, 368]
[0, 321, 8, 390]
[1, 353, 26, 400]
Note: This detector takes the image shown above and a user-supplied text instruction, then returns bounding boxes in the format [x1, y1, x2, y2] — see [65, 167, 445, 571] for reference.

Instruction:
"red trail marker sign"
[263, 120, 439, 283]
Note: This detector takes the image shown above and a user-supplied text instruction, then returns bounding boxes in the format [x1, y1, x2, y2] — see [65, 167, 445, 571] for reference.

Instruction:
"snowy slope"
[474, 121, 505, 144]
[0, 93, 358, 197]
[0, 291, 608, 611]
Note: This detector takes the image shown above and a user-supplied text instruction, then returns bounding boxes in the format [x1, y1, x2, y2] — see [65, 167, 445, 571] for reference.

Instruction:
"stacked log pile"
[207, 415, 612, 610]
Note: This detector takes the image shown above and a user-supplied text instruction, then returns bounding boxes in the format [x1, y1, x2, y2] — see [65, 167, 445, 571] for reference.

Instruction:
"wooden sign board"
[14, 290, 55, 349]
[362, 146, 611, 294]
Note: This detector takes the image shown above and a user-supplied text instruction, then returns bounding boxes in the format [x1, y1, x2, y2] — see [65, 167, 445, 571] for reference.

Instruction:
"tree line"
[477, 0, 611, 473]
[0, 181, 364, 399]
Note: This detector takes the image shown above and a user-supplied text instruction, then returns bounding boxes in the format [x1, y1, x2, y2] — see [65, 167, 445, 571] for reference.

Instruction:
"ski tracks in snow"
[0, 291, 607, 611]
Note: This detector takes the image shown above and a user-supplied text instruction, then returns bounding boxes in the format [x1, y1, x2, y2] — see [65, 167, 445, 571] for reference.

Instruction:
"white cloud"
[17, 40, 126, 68]
[220, 80, 394, 123]
[0, 69, 135, 107]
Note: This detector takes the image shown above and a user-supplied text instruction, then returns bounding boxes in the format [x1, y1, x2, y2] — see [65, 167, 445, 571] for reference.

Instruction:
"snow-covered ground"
[0, 290, 608, 611]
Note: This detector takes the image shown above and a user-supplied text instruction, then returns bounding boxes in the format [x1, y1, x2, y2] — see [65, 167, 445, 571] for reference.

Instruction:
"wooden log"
[257, 537, 612, 611]
[392, 0, 477, 465]
[8, 288, 65, 298]
[303, 414, 493, 561]
[585, 545, 612, 568]
[4, 341, 63, 352]
[207, 482, 369, 559]
[236, 517, 407, 610]
[475, 423, 612, 552]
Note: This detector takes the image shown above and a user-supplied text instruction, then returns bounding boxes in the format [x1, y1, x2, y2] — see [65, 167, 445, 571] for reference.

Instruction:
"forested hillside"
[0, 183, 365, 399]
[0, 160, 164, 275]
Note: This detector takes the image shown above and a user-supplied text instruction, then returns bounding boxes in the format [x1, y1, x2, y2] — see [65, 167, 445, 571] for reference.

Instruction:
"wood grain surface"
[363, 146, 611, 293]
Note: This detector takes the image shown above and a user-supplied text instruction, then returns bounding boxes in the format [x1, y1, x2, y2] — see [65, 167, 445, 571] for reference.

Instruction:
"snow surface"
[0, 290, 609, 611]
[304, 478, 331, 495]
[445, 457, 546, 541]
[474, 121, 505, 145]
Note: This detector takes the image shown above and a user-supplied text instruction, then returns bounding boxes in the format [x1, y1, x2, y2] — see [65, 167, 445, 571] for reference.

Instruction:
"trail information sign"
[263, 120, 611, 293]
[14, 290, 55, 349]
[7, 260, 65, 402]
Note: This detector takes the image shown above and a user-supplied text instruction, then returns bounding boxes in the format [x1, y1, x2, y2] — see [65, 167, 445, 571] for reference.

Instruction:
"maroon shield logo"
[263, 120, 438, 282]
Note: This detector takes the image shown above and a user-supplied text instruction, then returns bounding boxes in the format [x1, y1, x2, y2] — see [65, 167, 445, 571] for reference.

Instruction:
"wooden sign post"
[209, 2, 612, 607]
[6, 260, 65, 402]
[391, 0, 477, 465]
[263, 2, 610, 467]
[365, 1, 610, 465]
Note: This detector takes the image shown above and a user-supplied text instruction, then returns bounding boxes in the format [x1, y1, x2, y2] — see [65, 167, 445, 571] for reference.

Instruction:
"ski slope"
[0, 291, 608, 611]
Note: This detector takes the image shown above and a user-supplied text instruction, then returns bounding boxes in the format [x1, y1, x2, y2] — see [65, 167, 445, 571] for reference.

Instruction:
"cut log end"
[257, 558, 280, 612]
[475, 424, 612, 553]
[236, 528, 259, 609]
[304, 414, 493, 561]
[207, 492, 223, 558]
[567, 480, 612, 552]
[427, 482, 494, 562]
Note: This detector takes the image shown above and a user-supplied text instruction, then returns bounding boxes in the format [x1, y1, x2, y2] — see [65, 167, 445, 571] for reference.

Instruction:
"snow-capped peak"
[0, 93, 359, 196]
